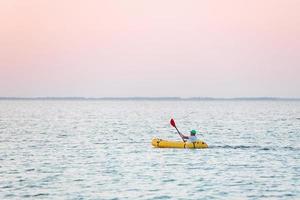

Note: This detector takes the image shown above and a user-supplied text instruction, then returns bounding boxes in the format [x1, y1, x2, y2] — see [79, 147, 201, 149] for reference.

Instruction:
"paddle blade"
[170, 118, 176, 127]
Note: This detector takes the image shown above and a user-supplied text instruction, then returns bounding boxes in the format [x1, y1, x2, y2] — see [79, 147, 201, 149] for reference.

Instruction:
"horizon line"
[0, 96, 300, 101]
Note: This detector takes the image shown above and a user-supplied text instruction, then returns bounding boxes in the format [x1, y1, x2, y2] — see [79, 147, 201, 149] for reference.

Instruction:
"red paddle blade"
[170, 119, 176, 127]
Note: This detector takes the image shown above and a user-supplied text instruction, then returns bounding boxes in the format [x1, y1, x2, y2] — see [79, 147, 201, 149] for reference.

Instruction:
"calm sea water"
[0, 100, 299, 199]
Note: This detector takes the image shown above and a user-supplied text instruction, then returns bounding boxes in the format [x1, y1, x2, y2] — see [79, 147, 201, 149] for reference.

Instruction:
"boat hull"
[152, 138, 208, 149]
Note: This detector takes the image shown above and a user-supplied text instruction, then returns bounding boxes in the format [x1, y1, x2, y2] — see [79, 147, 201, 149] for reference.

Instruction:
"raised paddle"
[170, 118, 185, 142]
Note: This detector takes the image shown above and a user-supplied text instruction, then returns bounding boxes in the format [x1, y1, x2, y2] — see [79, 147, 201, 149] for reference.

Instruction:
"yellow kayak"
[152, 138, 208, 149]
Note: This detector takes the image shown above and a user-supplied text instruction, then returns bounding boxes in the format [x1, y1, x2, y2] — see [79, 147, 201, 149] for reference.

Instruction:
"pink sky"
[0, 0, 299, 97]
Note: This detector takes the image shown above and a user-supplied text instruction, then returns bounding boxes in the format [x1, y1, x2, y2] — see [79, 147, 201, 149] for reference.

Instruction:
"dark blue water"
[0, 100, 299, 199]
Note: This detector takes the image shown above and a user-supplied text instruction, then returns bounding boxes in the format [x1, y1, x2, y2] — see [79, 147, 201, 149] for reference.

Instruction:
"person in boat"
[180, 130, 198, 143]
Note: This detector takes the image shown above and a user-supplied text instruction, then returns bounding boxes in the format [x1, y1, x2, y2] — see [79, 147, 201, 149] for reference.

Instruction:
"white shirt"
[188, 135, 198, 143]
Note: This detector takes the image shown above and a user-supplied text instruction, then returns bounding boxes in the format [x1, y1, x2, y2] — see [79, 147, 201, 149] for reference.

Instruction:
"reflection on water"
[0, 100, 299, 199]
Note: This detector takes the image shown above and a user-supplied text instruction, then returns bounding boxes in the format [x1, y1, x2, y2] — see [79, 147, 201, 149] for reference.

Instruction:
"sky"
[0, 0, 299, 98]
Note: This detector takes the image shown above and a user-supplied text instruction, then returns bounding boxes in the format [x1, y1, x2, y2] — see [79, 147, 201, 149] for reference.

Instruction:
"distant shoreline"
[0, 97, 299, 101]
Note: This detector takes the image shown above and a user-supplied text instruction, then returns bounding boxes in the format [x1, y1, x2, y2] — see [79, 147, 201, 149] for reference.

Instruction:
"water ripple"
[0, 100, 299, 199]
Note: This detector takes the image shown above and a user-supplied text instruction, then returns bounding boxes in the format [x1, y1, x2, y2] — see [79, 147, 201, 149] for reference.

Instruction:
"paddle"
[170, 118, 185, 142]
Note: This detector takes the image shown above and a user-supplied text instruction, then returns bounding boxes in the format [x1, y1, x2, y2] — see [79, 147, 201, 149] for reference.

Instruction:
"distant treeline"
[0, 97, 299, 101]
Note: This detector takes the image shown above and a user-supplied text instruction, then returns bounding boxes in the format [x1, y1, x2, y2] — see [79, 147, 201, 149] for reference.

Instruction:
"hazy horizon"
[1, 0, 300, 98]
[1, 96, 300, 100]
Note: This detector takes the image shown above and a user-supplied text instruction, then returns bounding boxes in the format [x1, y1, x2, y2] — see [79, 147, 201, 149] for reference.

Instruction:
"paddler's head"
[190, 130, 196, 136]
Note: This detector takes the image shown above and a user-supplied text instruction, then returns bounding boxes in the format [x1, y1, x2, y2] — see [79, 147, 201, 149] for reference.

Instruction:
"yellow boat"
[152, 138, 208, 149]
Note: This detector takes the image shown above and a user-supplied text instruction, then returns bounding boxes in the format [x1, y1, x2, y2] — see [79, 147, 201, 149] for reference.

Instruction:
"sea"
[0, 99, 299, 199]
